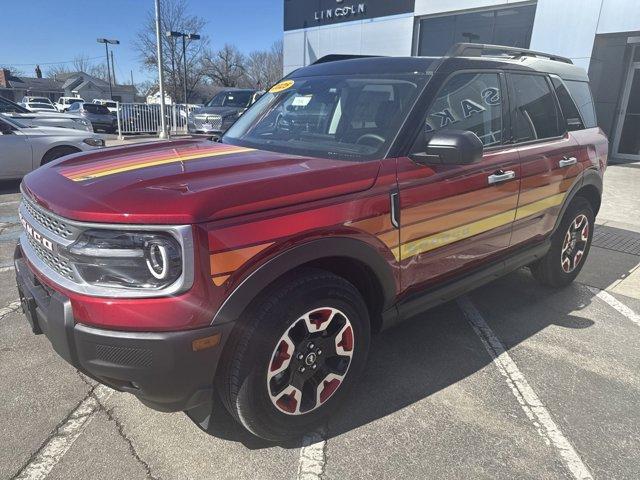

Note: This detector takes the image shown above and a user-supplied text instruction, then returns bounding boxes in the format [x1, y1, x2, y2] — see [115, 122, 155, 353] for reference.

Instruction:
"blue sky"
[0, 0, 283, 83]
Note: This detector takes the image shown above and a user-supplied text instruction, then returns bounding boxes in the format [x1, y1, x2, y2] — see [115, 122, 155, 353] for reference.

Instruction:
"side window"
[425, 72, 503, 147]
[511, 74, 562, 142]
[551, 77, 584, 131]
[565, 80, 597, 128]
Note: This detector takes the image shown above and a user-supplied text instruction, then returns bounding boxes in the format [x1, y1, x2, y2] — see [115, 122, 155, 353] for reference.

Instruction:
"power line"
[3, 55, 104, 67]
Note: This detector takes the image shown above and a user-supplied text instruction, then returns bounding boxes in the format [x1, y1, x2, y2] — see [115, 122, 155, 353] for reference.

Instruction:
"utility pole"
[155, 0, 168, 139]
[110, 50, 116, 85]
[97, 38, 119, 100]
[130, 70, 134, 86]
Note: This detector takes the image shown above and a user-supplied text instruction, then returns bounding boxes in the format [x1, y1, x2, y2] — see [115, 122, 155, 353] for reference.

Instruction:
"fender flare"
[552, 168, 603, 235]
[211, 237, 397, 325]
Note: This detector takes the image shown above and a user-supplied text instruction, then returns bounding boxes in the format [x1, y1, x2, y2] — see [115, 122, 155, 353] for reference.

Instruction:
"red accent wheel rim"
[266, 307, 354, 415]
[560, 214, 590, 273]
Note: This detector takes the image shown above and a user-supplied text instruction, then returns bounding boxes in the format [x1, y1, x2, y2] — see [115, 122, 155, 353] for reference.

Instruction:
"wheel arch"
[41, 144, 82, 165]
[211, 237, 397, 333]
[553, 168, 603, 235]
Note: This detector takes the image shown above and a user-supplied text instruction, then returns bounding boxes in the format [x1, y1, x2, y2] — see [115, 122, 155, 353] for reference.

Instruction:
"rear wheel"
[531, 196, 594, 287]
[217, 268, 370, 441]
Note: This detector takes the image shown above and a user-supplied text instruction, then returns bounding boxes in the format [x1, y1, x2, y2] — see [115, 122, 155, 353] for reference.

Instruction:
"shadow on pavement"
[187, 268, 597, 449]
[0, 180, 21, 195]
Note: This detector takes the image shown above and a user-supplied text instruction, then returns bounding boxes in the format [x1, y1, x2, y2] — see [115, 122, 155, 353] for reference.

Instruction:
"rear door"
[508, 73, 581, 246]
[397, 71, 521, 292]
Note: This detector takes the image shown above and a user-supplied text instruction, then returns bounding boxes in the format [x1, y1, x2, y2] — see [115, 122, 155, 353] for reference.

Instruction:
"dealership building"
[283, 0, 640, 162]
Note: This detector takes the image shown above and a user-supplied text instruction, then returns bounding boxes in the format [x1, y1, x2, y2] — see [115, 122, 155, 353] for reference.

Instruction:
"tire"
[530, 196, 595, 287]
[217, 268, 371, 441]
[41, 146, 80, 165]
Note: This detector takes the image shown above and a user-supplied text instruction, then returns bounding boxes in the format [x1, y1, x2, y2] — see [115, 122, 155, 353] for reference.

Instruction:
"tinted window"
[68, 102, 80, 111]
[69, 99, 83, 105]
[417, 5, 536, 55]
[565, 80, 597, 128]
[551, 77, 583, 131]
[0, 97, 29, 113]
[424, 73, 503, 147]
[84, 104, 110, 114]
[511, 74, 561, 142]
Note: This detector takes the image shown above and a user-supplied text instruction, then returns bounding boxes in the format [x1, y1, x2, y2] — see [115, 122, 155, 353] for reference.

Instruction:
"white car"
[92, 99, 118, 114]
[0, 116, 105, 179]
[1, 96, 93, 132]
[23, 101, 59, 113]
[55, 96, 85, 112]
[20, 96, 56, 108]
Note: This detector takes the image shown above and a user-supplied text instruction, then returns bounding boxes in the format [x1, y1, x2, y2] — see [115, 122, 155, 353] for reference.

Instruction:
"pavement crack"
[10, 383, 101, 480]
[95, 396, 161, 480]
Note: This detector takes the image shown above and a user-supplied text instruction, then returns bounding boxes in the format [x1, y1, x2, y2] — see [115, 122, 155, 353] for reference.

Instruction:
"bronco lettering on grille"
[20, 212, 54, 252]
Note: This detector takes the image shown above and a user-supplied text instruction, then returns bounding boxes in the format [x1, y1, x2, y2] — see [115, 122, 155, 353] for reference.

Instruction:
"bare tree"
[239, 40, 283, 90]
[134, 0, 208, 103]
[202, 44, 248, 88]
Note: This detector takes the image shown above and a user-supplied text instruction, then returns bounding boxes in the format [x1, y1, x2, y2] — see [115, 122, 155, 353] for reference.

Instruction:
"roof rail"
[311, 54, 382, 65]
[445, 43, 573, 65]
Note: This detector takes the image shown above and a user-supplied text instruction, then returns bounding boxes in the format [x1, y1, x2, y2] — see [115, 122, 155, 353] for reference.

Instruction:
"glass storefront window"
[417, 4, 537, 56]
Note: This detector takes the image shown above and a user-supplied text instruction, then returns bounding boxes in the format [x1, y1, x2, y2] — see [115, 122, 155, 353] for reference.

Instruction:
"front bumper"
[14, 243, 231, 412]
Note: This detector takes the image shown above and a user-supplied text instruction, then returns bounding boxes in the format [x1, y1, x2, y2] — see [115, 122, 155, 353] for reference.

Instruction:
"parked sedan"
[0, 116, 104, 179]
[1, 96, 93, 132]
[67, 102, 117, 133]
[23, 101, 59, 113]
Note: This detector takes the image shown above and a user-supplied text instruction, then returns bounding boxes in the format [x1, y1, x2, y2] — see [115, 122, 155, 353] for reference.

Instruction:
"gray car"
[0, 96, 93, 132]
[67, 102, 117, 133]
[0, 116, 104, 179]
[188, 89, 262, 136]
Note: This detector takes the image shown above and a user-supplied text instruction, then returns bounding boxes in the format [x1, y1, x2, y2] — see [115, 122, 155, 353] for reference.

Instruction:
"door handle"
[559, 156, 577, 168]
[487, 170, 516, 185]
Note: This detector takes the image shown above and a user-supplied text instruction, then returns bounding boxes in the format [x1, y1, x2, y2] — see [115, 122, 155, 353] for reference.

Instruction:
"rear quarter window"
[564, 80, 597, 128]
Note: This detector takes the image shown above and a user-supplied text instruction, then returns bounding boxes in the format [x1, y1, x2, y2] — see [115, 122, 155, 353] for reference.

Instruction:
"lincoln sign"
[284, 0, 415, 31]
[314, 3, 366, 22]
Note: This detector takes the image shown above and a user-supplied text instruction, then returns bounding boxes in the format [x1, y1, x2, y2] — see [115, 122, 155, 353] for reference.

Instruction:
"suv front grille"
[25, 233, 74, 280]
[194, 114, 222, 130]
[22, 198, 74, 239]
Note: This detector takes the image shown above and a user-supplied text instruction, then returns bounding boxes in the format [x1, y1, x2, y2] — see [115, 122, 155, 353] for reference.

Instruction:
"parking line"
[457, 296, 593, 480]
[13, 384, 113, 480]
[587, 286, 640, 328]
[0, 300, 21, 320]
[0, 200, 20, 207]
[297, 432, 326, 480]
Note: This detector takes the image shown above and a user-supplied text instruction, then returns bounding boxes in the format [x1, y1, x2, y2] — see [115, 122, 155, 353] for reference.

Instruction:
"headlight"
[83, 138, 105, 147]
[68, 230, 183, 290]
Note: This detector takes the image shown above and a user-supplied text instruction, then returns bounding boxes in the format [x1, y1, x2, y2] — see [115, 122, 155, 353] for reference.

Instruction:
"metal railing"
[115, 102, 199, 137]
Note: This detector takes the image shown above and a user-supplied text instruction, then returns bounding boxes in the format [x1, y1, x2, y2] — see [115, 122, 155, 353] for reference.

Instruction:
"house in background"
[0, 69, 136, 103]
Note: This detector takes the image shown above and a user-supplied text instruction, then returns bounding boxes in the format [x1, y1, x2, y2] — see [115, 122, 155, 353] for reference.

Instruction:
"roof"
[292, 43, 588, 82]
[6, 76, 62, 92]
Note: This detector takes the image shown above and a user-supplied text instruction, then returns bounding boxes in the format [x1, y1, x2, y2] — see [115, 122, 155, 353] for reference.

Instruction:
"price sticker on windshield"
[291, 95, 312, 107]
[269, 80, 295, 93]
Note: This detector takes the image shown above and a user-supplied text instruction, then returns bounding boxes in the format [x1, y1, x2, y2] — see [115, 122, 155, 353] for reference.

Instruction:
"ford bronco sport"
[14, 44, 607, 441]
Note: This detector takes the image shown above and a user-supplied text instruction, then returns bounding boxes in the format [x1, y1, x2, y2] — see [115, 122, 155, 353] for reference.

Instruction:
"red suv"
[15, 44, 607, 441]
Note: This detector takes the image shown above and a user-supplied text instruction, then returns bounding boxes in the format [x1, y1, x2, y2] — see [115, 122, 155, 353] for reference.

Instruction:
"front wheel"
[531, 196, 595, 287]
[217, 268, 370, 441]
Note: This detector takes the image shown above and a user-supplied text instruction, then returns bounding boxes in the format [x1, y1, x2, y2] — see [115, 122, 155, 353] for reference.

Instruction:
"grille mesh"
[95, 344, 153, 368]
[23, 200, 74, 239]
[194, 114, 223, 130]
[25, 234, 74, 279]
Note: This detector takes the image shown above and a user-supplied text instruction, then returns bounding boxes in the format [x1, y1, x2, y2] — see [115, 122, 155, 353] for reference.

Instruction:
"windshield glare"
[206, 91, 253, 108]
[223, 74, 429, 161]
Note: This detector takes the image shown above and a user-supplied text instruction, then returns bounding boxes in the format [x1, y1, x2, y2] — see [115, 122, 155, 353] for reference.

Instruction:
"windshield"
[68, 99, 83, 105]
[223, 74, 430, 161]
[0, 97, 29, 113]
[206, 91, 253, 108]
[30, 97, 51, 104]
[84, 104, 110, 114]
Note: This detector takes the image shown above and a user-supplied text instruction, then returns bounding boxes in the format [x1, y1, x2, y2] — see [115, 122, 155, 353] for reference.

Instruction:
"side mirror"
[411, 130, 484, 165]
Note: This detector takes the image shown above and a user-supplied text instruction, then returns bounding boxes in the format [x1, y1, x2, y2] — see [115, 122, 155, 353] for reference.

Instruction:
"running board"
[380, 240, 550, 330]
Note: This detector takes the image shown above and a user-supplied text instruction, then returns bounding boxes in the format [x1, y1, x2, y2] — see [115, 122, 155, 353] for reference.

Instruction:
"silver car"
[1, 96, 93, 132]
[0, 116, 104, 179]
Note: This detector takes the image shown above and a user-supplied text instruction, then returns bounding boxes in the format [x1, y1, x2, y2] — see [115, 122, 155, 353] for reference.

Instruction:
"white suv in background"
[92, 99, 118, 114]
[55, 97, 85, 112]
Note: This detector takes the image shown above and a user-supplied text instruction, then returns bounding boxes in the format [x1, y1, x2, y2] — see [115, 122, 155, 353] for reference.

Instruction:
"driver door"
[0, 119, 32, 179]
[397, 71, 521, 293]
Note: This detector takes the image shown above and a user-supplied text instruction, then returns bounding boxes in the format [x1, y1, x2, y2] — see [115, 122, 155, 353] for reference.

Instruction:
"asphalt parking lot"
[1, 162, 639, 480]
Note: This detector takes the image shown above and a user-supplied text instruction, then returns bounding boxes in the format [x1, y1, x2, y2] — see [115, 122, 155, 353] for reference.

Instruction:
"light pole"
[154, 0, 168, 139]
[97, 38, 119, 100]
[166, 31, 200, 133]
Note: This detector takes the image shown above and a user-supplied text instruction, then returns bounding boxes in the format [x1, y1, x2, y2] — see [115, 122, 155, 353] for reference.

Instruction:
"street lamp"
[165, 31, 200, 105]
[97, 38, 119, 100]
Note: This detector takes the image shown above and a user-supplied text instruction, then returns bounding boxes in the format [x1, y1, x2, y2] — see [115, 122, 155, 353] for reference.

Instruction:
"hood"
[13, 111, 83, 120]
[193, 106, 243, 117]
[24, 126, 96, 137]
[22, 139, 380, 224]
